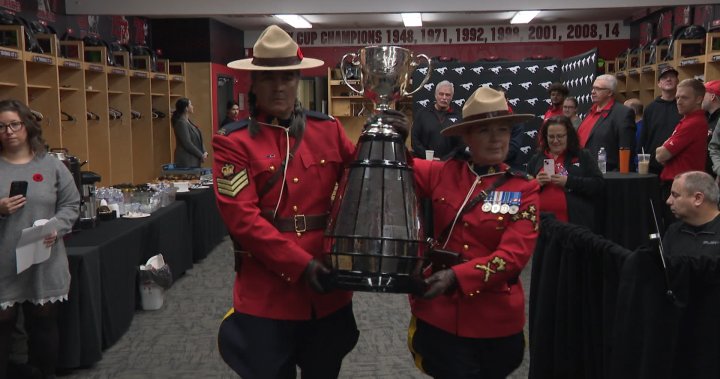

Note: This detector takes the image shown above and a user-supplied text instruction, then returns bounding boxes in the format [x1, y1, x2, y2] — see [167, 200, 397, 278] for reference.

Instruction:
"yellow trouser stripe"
[407, 315, 426, 373]
[222, 307, 234, 320]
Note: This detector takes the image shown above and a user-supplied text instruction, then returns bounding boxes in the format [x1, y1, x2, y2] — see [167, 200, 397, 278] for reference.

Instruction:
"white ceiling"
[65, 1, 712, 31]
[212, 9, 651, 30]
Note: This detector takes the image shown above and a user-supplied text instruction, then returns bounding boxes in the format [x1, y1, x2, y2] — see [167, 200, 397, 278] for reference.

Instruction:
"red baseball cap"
[705, 80, 720, 96]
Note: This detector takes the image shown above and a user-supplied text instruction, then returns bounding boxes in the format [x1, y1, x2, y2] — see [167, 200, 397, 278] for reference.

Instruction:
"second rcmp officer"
[213, 25, 359, 378]
[408, 87, 541, 379]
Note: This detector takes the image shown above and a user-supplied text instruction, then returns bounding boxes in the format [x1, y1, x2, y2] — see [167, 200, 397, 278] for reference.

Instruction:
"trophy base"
[326, 271, 425, 294]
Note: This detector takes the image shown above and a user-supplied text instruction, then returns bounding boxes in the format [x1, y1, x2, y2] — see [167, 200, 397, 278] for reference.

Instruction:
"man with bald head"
[663, 171, 720, 257]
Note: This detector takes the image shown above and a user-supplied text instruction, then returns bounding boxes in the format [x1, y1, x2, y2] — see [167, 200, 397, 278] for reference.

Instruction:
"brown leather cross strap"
[260, 210, 328, 233]
[257, 122, 304, 199]
[435, 171, 512, 246]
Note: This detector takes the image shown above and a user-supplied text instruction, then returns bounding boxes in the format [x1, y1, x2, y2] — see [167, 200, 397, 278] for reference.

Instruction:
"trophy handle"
[340, 52, 364, 95]
[402, 53, 432, 97]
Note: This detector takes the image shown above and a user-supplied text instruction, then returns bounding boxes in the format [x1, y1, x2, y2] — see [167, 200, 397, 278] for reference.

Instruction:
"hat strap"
[251, 56, 301, 67]
[463, 110, 510, 122]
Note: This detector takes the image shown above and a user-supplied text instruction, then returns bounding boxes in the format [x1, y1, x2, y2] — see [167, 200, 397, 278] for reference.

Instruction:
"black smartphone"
[9, 181, 28, 197]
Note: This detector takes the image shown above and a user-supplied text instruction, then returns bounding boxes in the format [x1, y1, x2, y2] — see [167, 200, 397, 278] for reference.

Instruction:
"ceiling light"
[401, 13, 422, 27]
[511, 10, 540, 24]
[275, 14, 312, 29]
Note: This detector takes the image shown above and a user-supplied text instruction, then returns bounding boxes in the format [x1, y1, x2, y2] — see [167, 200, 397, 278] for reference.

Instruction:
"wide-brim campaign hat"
[227, 25, 324, 71]
[441, 87, 534, 136]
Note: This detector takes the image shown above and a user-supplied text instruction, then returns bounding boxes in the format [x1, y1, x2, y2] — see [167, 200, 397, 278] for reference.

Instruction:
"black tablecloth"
[61, 201, 192, 365]
[59, 246, 103, 368]
[595, 172, 660, 250]
[176, 188, 227, 261]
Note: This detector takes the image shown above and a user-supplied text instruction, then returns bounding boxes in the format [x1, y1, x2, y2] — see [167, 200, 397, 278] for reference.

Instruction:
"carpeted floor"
[60, 237, 531, 378]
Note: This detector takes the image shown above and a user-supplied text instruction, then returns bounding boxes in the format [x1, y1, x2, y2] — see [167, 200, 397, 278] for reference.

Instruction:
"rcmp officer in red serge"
[213, 25, 359, 378]
[407, 87, 540, 379]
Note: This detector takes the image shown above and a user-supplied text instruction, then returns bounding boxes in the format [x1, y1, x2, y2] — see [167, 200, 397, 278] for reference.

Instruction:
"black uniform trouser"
[409, 317, 524, 379]
[218, 303, 358, 379]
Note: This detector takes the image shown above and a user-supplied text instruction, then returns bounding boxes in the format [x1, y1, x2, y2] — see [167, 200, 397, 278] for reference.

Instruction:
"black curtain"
[530, 216, 720, 379]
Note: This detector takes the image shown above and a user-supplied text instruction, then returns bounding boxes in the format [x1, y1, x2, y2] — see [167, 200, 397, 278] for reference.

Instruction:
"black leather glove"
[303, 259, 331, 293]
[422, 269, 457, 299]
[370, 109, 409, 142]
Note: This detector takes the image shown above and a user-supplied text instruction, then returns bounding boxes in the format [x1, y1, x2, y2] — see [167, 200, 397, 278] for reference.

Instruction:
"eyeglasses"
[0, 121, 23, 133]
[548, 134, 567, 141]
[592, 86, 611, 92]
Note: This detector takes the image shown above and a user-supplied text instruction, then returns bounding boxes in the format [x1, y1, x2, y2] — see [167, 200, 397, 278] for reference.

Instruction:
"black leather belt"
[231, 211, 329, 272]
[260, 211, 328, 233]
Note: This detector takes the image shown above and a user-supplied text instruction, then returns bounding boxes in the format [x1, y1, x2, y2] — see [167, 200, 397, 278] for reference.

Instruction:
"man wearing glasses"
[577, 74, 636, 171]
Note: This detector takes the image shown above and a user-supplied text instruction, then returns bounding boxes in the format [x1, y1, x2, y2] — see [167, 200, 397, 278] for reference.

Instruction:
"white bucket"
[139, 282, 165, 310]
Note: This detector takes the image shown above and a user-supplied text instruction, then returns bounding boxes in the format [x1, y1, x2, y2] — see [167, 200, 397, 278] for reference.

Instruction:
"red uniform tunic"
[660, 109, 708, 181]
[212, 112, 356, 320]
[410, 159, 540, 338]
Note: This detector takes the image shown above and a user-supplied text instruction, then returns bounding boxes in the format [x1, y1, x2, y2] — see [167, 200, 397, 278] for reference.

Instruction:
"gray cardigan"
[0, 154, 80, 307]
[172, 117, 206, 168]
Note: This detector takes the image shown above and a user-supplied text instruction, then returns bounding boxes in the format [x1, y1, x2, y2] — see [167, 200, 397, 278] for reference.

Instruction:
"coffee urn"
[79, 171, 102, 229]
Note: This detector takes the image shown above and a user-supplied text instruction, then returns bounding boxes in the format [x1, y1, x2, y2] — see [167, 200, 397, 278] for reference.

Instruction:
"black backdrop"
[411, 49, 597, 169]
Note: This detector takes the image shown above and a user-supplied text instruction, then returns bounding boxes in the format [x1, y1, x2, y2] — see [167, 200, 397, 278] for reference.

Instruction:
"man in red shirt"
[543, 82, 569, 120]
[655, 78, 708, 230]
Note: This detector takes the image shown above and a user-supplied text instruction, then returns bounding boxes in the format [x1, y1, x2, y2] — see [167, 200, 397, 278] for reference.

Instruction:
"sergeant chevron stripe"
[217, 169, 248, 197]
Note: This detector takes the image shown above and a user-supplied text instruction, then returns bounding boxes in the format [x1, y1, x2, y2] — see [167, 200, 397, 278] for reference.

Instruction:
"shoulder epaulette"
[216, 119, 249, 136]
[507, 168, 533, 180]
[305, 109, 335, 121]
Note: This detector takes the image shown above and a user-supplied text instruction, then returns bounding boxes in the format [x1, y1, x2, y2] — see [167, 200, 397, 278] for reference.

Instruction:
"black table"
[595, 172, 660, 250]
[61, 201, 192, 367]
[59, 246, 103, 368]
[176, 188, 228, 261]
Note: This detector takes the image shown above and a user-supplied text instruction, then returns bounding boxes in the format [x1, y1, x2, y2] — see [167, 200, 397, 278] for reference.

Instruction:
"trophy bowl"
[340, 46, 431, 111]
[325, 46, 432, 293]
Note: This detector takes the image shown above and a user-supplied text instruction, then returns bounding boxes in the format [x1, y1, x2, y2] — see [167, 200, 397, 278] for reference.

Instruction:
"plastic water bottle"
[598, 147, 607, 174]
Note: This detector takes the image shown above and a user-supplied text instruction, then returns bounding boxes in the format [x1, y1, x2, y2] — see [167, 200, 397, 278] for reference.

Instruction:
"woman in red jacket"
[408, 87, 539, 379]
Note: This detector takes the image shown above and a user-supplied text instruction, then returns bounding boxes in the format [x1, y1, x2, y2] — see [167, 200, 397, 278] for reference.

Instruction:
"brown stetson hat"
[227, 25, 323, 71]
[441, 87, 534, 136]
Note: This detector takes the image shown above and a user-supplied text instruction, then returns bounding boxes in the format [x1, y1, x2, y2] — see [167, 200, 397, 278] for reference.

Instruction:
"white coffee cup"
[637, 153, 650, 175]
[425, 150, 435, 161]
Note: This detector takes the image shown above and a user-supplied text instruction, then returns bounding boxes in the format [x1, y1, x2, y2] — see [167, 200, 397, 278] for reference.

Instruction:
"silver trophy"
[324, 46, 432, 293]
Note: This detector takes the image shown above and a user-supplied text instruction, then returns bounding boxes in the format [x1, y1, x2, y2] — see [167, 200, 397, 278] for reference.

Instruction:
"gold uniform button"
[269, 165, 276, 172]
[498, 216, 504, 221]
[475, 290, 480, 294]
[463, 244, 469, 251]
[296, 232, 302, 237]
[440, 197, 445, 202]
[469, 293, 474, 297]
[293, 205, 298, 212]
[463, 222, 469, 227]
[320, 159, 326, 165]
[293, 177, 299, 183]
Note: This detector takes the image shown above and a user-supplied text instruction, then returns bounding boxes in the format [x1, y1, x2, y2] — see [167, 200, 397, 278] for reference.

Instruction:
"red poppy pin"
[296, 48, 304, 60]
[33, 173, 43, 182]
